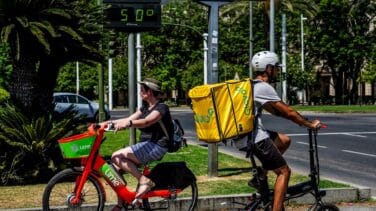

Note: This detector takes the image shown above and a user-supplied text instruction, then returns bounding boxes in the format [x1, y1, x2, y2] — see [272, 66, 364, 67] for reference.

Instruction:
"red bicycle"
[42, 124, 198, 210]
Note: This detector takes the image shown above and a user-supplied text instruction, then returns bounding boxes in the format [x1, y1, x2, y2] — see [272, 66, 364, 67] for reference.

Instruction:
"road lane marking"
[297, 141, 327, 148]
[342, 150, 376, 158]
[287, 131, 376, 137]
[343, 133, 367, 138]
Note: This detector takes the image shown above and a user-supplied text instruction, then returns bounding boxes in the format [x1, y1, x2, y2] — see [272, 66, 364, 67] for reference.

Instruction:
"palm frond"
[33, 21, 60, 38]
[0, 24, 15, 42]
[58, 25, 84, 43]
[40, 8, 72, 21]
[0, 103, 87, 184]
[29, 24, 51, 54]
[15, 16, 29, 28]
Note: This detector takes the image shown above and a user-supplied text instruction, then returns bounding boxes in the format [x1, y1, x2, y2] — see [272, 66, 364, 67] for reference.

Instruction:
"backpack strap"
[246, 80, 261, 166]
[158, 120, 169, 139]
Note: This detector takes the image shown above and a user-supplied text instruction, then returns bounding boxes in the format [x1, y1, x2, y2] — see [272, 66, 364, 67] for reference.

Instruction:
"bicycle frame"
[284, 129, 326, 201]
[244, 128, 330, 210]
[71, 124, 183, 205]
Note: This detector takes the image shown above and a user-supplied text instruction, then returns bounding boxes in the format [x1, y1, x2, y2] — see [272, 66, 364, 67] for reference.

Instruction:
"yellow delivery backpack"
[188, 78, 254, 143]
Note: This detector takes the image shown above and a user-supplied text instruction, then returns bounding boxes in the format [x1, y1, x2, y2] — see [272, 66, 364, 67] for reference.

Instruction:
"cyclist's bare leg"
[258, 133, 290, 179]
[272, 165, 291, 211]
[112, 147, 155, 199]
[273, 133, 291, 154]
[111, 147, 143, 206]
[112, 147, 143, 179]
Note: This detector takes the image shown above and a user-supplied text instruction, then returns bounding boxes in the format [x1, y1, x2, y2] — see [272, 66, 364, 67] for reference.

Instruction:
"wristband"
[128, 120, 133, 127]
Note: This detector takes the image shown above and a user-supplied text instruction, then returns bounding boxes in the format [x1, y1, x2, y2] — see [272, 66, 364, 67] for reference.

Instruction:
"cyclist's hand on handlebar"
[309, 119, 322, 130]
[104, 122, 116, 132]
[99, 121, 117, 132]
[104, 119, 131, 132]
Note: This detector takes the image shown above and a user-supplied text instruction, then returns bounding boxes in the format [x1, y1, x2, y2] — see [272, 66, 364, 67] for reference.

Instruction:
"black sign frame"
[103, 0, 161, 32]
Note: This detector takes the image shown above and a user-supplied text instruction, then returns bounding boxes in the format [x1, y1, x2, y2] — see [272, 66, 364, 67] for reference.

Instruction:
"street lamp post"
[76, 62, 79, 94]
[249, 1, 253, 78]
[203, 33, 209, 84]
[269, 0, 275, 52]
[301, 14, 306, 72]
[301, 14, 307, 104]
[281, 14, 287, 102]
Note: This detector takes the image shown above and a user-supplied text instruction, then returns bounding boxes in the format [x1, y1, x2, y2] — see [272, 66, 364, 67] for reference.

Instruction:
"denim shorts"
[131, 141, 168, 165]
[253, 138, 287, 170]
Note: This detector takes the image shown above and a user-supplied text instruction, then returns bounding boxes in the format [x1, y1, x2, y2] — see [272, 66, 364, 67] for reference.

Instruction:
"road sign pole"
[128, 33, 137, 145]
[194, 0, 233, 177]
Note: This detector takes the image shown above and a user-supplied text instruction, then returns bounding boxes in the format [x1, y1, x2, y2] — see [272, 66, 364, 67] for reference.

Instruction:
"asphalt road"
[262, 113, 376, 197]
[110, 109, 376, 197]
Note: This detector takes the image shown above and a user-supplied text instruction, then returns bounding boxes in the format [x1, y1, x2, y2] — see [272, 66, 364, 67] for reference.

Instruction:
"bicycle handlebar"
[315, 123, 327, 129]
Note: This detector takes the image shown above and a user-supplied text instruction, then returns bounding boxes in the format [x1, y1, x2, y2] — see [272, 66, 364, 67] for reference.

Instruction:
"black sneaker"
[248, 176, 268, 191]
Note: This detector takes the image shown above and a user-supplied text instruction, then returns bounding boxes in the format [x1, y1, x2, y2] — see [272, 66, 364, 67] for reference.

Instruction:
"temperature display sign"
[103, 0, 161, 32]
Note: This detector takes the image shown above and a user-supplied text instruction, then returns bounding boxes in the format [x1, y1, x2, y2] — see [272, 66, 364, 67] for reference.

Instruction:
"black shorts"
[267, 130, 278, 141]
[253, 138, 287, 170]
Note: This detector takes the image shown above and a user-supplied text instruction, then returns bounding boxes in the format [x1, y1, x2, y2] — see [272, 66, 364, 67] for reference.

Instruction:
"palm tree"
[0, 0, 104, 116]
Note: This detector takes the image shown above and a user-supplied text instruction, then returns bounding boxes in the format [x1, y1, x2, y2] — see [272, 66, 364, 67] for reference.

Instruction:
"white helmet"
[251, 51, 279, 72]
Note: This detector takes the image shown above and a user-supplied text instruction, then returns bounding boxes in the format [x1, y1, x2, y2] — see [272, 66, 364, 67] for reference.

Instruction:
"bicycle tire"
[314, 203, 339, 211]
[142, 181, 198, 211]
[42, 168, 106, 211]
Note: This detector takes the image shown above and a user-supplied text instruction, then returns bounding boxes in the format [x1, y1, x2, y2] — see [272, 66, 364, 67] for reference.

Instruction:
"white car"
[53, 92, 111, 121]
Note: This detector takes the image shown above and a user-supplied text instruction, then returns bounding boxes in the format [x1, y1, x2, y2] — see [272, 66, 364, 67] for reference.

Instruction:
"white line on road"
[297, 141, 327, 148]
[342, 150, 376, 158]
[343, 133, 367, 138]
[287, 131, 376, 137]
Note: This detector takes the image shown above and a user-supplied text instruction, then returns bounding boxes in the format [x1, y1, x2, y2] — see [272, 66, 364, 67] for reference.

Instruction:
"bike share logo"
[70, 143, 91, 154]
[235, 86, 251, 115]
[101, 165, 122, 187]
[194, 108, 214, 124]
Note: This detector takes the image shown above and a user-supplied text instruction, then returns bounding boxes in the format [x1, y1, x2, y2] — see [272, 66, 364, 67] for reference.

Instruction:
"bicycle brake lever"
[104, 122, 116, 132]
[317, 123, 327, 129]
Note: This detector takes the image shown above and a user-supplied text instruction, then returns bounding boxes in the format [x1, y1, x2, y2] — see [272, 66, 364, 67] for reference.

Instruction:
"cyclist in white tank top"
[251, 51, 322, 211]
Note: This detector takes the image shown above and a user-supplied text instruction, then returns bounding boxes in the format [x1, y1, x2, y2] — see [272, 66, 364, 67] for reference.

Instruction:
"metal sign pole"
[128, 33, 137, 145]
[194, 0, 233, 177]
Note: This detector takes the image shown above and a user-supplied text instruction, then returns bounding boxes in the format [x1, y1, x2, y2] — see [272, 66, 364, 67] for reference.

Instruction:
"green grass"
[292, 105, 376, 113]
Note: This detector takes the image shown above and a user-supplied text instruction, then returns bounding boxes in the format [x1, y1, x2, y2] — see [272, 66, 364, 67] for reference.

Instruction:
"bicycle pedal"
[131, 198, 142, 206]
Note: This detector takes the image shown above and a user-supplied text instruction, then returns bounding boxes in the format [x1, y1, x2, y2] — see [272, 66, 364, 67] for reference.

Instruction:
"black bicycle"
[238, 128, 339, 211]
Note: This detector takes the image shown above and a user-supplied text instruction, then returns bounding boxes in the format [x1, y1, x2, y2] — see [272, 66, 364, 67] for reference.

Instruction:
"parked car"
[53, 92, 111, 122]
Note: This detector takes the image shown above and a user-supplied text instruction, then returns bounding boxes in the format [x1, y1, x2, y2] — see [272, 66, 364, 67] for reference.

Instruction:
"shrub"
[0, 88, 10, 104]
[0, 103, 87, 185]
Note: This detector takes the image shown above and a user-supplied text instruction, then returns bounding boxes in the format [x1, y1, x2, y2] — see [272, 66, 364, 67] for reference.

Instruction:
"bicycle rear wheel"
[142, 181, 198, 211]
[42, 168, 105, 210]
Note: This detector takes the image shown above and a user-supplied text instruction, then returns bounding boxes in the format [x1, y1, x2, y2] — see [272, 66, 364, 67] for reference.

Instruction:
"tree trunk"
[333, 70, 344, 104]
[34, 58, 61, 115]
[8, 55, 37, 112]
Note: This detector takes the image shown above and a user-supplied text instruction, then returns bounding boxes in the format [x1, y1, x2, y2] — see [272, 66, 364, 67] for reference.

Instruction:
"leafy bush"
[0, 88, 10, 104]
[0, 103, 87, 185]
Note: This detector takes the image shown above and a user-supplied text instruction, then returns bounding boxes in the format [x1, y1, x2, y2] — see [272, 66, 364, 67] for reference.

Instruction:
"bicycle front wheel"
[42, 168, 105, 210]
[142, 181, 198, 211]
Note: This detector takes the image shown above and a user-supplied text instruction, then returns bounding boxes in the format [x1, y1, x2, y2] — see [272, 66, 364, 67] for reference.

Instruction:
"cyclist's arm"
[130, 110, 162, 128]
[263, 101, 320, 129]
[109, 110, 143, 129]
